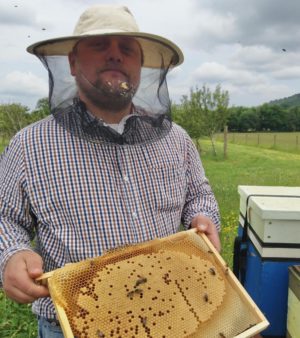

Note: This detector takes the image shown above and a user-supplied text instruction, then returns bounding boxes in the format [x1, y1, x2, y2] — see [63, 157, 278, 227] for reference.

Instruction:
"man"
[0, 4, 221, 337]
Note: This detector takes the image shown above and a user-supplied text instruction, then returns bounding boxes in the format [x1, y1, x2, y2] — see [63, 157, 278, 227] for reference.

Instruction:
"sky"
[1, 0, 300, 110]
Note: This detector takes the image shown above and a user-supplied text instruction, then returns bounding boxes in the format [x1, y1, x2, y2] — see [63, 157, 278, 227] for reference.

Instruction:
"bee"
[134, 277, 147, 288]
[127, 288, 143, 299]
[162, 273, 171, 284]
[140, 316, 147, 326]
[127, 290, 135, 299]
[120, 81, 129, 90]
[96, 329, 105, 337]
[209, 267, 216, 275]
[203, 293, 209, 302]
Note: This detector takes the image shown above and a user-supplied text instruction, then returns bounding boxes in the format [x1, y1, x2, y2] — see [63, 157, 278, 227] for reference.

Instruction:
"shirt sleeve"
[0, 134, 35, 287]
[181, 135, 221, 231]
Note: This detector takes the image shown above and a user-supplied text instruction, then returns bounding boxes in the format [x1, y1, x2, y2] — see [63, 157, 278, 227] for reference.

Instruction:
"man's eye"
[93, 42, 107, 50]
[121, 45, 135, 54]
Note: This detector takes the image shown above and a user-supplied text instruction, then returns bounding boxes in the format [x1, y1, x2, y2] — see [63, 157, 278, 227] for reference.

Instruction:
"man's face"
[69, 35, 143, 112]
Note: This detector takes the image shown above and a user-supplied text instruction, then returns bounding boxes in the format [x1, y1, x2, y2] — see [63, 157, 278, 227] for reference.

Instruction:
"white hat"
[27, 4, 184, 68]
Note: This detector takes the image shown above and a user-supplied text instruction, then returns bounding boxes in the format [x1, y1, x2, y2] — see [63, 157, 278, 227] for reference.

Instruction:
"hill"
[269, 93, 300, 108]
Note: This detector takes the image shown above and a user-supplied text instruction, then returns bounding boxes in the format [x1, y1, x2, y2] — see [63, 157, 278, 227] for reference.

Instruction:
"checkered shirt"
[0, 115, 220, 319]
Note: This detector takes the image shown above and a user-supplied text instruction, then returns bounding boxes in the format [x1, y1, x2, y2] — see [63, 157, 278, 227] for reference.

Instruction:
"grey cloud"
[192, 61, 268, 88]
[187, 0, 300, 52]
[0, 3, 37, 27]
[271, 67, 300, 80]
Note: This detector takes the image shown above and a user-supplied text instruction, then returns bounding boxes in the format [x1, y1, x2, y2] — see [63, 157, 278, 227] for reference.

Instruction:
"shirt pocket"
[143, 156, 187, 213]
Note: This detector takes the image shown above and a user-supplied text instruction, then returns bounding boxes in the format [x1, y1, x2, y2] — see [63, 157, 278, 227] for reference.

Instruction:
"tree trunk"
[196, 138, 202, 153]
[210, 133, 217, 156]
[223, 125, 228, 159]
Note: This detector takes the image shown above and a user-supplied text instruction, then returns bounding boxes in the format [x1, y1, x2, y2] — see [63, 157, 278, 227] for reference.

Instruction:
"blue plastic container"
[234, 186, 300, 337]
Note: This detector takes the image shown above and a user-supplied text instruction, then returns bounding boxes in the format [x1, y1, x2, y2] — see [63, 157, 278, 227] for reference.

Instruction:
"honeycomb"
[46, 231, 266, 338]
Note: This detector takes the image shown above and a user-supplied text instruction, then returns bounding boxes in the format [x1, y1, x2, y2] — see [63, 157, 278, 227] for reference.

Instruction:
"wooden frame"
[37, 229, 269, 338]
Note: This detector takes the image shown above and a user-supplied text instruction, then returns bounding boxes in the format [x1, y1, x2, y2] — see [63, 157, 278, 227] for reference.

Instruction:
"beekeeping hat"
[27, 4, 183, 68]
[27, 4, 184, 145]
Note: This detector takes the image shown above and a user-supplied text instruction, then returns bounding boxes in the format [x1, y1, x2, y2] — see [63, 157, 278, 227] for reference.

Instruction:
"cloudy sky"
[1, 0, 300, 110]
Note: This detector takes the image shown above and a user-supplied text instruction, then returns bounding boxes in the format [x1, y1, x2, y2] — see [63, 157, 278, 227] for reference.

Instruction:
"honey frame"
[37, 229, 269, 338]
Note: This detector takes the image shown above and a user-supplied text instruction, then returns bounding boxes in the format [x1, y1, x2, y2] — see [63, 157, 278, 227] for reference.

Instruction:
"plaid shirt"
[0, 115, 220, 319]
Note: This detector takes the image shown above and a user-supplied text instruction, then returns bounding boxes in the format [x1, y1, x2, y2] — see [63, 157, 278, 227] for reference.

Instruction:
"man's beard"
[76, 71, 138, 112]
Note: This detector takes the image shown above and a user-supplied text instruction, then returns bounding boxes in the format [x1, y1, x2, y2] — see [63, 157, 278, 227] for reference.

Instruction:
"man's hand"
[190, 214, 221, 252]
[3, 251, 49, 304]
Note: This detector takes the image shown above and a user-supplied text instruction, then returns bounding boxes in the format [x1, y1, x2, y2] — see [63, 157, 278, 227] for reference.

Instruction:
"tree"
[172, 92, 205, 151]
[172, 84, 230, 156]
[28, 97, 50, 124]
[189, 85, 229, 156]
[258, 104, 287, 131]
[0, 103, 30, 138]
[286, 106, 300, 131]
[239, 108, 260, 132]
[227, 106, 244, 131]
[213, 84, 230, 158]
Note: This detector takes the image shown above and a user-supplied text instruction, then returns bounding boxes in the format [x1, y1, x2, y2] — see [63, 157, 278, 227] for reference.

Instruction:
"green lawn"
[200, 139, 300, 264]
[1, 140, 300, 337]
[216, 131, 300, 153]
[0, 292, 37, 338]
[202, 139, 300, 214]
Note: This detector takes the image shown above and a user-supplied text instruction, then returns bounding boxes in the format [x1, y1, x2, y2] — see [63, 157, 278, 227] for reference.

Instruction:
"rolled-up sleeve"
[0, 134, 34, 287]
[181, 136, 221, 230]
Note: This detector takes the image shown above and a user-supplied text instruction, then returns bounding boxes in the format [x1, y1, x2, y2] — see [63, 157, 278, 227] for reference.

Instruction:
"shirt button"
[132, 212, 138, 219]
[123, 176, 129, 182]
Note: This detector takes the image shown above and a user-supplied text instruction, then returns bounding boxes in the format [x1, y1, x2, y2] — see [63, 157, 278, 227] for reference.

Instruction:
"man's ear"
[68, 51, 76, 76]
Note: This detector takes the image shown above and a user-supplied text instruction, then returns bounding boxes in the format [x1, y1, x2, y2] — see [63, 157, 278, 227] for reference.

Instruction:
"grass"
[200, 139, 300, 264]
[0, 140, 8, 152]
[216, 131, 300, 153]
[201, 139, 300, 214]
[2, 139, 300, 337]
[0, 292, 37, 338]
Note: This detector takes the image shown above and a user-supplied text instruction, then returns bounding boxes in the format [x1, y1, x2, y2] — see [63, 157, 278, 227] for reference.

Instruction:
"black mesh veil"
[37, 53, 173, 145]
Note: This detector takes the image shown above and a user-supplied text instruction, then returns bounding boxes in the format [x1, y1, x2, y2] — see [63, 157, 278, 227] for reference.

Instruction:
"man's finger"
[3, 251, 49, 303]
[25, 282, 49, 299]
[194, 222, 221, 252]
[5, 273, 49, 303]
[24, 252, 44, 279]
[4, 284, 36, 304]
[196, 223, 208, 232]
[4, 285, 35, 304]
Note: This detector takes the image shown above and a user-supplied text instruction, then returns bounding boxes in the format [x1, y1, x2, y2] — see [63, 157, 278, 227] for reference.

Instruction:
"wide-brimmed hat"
[27, 4, 184, 68]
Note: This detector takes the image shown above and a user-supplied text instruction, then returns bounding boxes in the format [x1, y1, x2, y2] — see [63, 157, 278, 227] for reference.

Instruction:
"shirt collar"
[86, 107, 139, 134]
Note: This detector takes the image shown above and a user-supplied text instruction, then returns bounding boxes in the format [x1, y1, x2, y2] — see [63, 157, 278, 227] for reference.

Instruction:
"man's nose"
[106, 42, 123, 63]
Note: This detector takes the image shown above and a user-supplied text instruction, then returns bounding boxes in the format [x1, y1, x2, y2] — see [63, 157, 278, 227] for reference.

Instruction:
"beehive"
[287, 265, 300, 338]
[38, 230, 268, 338]
[236, 185, 300, 336]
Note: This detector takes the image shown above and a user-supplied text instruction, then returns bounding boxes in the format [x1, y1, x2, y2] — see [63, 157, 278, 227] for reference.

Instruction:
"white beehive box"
[238, 185, 300, 259]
